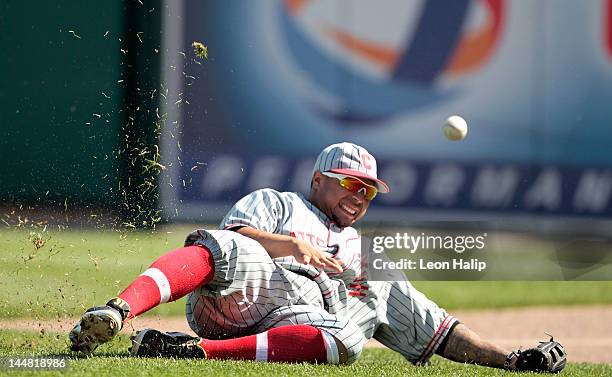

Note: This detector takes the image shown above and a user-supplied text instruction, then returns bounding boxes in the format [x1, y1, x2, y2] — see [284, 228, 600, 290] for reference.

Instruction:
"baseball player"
[70, 143, 566, 372]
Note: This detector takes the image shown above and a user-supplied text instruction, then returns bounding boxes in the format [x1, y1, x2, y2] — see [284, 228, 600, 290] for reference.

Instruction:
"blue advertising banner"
[160, 0, 612, 224]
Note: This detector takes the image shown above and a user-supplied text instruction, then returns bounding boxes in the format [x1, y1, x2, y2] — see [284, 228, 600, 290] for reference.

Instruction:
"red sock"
[200, 325, 337, 363]
[118, 245, 214, 319]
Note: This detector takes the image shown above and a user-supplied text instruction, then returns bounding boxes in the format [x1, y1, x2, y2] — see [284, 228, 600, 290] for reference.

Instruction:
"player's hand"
[290, 239, 343, 273]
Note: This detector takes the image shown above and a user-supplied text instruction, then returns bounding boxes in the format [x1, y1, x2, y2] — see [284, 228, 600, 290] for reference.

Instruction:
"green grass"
[0, 226, 192, 319]
[1, 226, 612, 319]
[0, 330, 610, 377]
[414, 281, 612, 310]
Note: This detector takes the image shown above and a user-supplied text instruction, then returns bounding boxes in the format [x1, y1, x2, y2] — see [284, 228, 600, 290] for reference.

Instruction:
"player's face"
[310, 172, 373, 227]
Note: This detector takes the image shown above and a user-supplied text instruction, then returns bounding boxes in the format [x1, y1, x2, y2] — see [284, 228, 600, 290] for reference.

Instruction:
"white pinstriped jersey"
[221, 189, 363, 288]
[185, 188, 457, 364]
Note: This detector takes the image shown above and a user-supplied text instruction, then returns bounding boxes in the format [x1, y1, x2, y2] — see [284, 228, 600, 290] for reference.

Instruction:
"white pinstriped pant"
[345, 279, 457, 365]
[184, 229, 365, 364]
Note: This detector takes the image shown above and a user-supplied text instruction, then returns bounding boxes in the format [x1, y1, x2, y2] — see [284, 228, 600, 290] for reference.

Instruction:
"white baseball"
[443, 115, 468, 141]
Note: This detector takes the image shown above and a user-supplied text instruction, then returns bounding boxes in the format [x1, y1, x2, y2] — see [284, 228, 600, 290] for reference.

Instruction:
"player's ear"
[311, 171, 323, 190]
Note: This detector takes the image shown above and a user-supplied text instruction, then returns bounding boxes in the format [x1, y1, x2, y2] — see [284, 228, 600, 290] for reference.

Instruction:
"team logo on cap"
[280, 0, 504, 124]
[360, 153, 373, 173]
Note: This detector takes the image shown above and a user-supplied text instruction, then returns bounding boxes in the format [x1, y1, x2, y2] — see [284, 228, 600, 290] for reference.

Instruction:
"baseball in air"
[443, 115, 468, 141]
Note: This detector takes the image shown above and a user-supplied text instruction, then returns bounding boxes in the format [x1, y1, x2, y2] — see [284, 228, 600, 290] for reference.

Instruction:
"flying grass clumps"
[192, 41, 208, 59]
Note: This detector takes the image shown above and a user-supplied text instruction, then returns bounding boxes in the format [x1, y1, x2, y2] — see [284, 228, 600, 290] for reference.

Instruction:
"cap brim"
[328, 168, 390, 193]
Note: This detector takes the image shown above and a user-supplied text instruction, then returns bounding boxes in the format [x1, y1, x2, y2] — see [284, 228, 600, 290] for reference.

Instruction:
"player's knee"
[330, 322, 365, 365]
[334, 337, 364, 365]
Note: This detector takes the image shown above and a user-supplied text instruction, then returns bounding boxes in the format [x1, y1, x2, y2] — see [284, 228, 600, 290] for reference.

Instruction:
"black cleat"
[129, 329, 206, 358]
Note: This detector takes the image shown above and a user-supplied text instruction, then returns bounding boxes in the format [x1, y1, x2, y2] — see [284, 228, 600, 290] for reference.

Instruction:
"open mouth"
[340, 203, 358, 217]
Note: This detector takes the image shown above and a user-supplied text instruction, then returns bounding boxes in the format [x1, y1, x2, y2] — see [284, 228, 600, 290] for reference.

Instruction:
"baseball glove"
[505, 335, 567, 373]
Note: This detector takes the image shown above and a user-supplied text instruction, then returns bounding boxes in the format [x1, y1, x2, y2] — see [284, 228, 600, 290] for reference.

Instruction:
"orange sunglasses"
[321, 172, 378, 200]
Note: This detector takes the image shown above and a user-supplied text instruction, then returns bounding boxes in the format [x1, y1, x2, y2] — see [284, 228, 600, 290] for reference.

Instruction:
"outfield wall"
[4, 1, 612, 227]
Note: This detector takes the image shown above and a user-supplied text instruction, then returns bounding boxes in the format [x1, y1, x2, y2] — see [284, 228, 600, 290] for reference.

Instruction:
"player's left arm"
[437, 323, 566, 372]
[436, 323, 509, 368]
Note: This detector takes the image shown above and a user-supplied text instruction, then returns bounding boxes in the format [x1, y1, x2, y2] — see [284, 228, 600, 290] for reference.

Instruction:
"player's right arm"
[235, 226, 341, 272]
[221, 189, 341, 272]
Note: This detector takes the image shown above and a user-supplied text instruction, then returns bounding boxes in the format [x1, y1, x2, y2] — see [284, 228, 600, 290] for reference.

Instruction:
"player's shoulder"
[248, 188, 293, 199]
[244, 188, 304, 206]
[242, 187, 280, 199]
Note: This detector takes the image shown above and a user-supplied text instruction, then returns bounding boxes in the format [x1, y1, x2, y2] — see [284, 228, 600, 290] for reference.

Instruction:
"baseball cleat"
[129, 329, 206, 358]
[69, 298, 130, 354]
